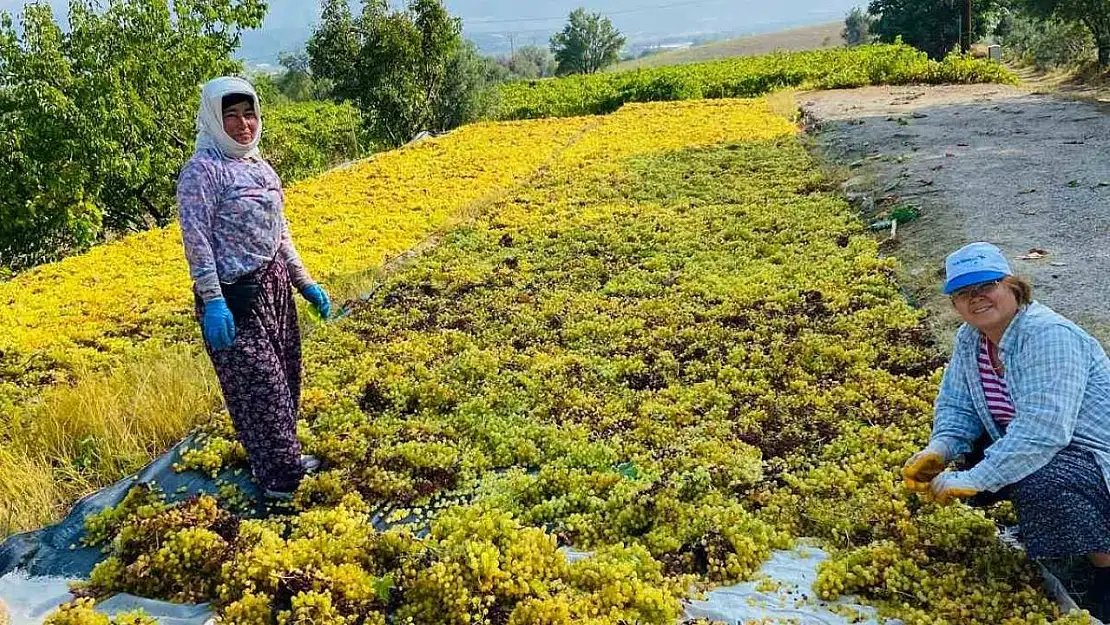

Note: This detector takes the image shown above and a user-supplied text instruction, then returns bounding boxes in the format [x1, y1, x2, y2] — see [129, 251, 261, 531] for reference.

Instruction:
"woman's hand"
[203, 298, 236, 350]
[902, 443, 950, 492]
[301, 284, 332, 319]
[929, 471, 979, 505]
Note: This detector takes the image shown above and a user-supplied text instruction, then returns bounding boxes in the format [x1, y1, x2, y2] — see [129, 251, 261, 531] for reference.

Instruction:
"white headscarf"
[194, 76, 262, 160]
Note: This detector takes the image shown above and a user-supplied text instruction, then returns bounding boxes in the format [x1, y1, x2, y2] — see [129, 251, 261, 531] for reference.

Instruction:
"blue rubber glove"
[301, 284, 331, 319]
[202, 297, 236, 351]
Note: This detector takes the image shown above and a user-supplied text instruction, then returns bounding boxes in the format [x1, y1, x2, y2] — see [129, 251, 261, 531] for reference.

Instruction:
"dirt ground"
[798, 83, 1110, 350]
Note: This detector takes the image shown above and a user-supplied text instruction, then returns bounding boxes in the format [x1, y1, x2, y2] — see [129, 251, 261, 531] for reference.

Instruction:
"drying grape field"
[1, 45, 1090, 625]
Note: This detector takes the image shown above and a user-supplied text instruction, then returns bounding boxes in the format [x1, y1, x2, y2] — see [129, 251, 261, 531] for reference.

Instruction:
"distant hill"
[612, 21, 845, 70]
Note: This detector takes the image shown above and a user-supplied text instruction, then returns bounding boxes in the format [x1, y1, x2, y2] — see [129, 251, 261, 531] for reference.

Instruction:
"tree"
[1020, 0, 1110, 66]
[997, 7, 1095, 69]
[0, 0, 266, 270]
[843, 7, 876, 45]
[550, 8, 625, 75]
[275, 51, 329, 101]
[308, 0, 489, 147]
[306, 0, 361, 103]
[503, 45, 557, 79]
[868, 0, 1005, 59]
[439, 41, 508, 129]
[251, 72, 291, 106]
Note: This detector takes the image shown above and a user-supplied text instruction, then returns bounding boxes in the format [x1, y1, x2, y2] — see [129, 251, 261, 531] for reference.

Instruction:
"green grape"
[217, 592, 272, 625]
[82, 484, 166, 548]
[174, 435, 247, 478]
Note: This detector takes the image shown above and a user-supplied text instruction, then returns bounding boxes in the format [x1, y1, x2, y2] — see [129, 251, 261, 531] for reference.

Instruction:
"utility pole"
[510, 32, 515, 57]
[960, 0, 972, 54]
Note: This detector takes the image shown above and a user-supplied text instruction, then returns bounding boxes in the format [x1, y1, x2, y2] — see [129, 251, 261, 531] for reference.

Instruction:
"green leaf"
[616, 462, 640, 480]
[374, 572, 395, 603]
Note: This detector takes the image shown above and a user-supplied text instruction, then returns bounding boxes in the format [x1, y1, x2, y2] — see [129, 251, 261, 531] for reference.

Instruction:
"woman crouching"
[902, 242, 1110, 618]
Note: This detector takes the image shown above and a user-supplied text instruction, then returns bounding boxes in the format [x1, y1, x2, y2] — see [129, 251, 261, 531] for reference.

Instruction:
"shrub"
[490, 43, 1017, 121]
[262, 101, 369, 184]
[1001, 13, 1095, 70]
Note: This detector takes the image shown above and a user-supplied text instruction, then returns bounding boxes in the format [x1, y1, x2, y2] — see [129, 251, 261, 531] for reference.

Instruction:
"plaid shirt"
[931, 301, 1110, 493]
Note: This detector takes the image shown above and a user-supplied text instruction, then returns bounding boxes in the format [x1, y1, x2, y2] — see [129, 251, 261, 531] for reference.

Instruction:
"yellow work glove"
[902, 443, 949, 492]
[929, 471, 980, 505]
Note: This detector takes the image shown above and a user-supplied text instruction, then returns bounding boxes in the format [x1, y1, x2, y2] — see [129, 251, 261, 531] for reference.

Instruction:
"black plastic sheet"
[0, 433, 265, 580]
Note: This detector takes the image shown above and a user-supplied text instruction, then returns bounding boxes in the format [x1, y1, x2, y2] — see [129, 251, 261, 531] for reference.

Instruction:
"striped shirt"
[978, 336, 1016, 428]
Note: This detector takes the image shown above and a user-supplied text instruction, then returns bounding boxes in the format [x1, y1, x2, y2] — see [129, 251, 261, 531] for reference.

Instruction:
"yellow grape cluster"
[175, 436, 247, 479]
[43, 599, 154, 625]
[84, 495, 232, 600]
[279, 589, 386, 625]
[173, 416, 248, 477]
[81, 483, 165, 548]
[786, 422, 1076, 624]
[395, 506, 686, 625]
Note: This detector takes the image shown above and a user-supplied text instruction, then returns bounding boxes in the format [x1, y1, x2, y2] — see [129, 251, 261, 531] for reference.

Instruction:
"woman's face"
[222, 100, 259, 146]
[950, 279, 1019, 334]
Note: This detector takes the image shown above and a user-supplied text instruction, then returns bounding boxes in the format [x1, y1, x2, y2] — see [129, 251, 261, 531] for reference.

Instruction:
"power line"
[464, 0, 727, 26]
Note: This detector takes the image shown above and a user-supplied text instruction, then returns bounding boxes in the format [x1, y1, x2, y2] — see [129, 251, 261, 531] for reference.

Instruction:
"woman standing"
[903, 242, 1110, 618]
[177, 76, 330, 499]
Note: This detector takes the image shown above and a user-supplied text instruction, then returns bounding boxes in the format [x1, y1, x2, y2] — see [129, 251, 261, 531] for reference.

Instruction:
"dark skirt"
[1004, 446, 1110, 559]
[194, 260, 305, 493]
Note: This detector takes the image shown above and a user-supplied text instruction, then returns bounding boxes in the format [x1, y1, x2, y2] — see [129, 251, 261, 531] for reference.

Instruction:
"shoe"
[255, 456, 317, 500]
[1085, 566, 1110, 622]
[301, 454, 322, 474]
[263, 488, 295, 501]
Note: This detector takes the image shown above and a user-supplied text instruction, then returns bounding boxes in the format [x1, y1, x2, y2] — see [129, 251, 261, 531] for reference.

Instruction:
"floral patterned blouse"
[176, 148, 313, 302]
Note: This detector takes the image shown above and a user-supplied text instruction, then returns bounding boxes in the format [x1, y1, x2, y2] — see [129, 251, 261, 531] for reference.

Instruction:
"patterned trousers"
[195, 260, 305, 493]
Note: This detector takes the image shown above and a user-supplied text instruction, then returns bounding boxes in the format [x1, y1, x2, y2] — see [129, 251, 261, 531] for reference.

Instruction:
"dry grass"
[1008, 60, 1110, 103]
[765, 89, 802, 123]
[0, 275, 399, 537]
[0, 344, 221, 536]
[613, 22, 843, 71]
[0, 446, 60, 536]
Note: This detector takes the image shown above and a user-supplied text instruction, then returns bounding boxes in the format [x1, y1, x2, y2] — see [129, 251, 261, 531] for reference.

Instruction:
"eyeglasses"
[951, 280, 1002, 301]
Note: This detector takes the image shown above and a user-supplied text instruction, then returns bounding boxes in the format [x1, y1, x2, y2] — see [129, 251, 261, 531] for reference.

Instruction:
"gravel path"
[800, 84, 1110, 347]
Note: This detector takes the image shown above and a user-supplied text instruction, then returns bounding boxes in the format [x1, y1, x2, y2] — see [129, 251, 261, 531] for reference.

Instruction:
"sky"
[0, 0, 864, 61]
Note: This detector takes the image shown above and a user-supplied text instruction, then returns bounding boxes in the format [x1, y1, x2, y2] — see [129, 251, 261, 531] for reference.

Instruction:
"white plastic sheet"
[0, 572, 77, 625]
[95, 595, 213, 625]
[0, 574, 214, 625]
[565, 542, 888, 625]
[682, 543, 888, 625]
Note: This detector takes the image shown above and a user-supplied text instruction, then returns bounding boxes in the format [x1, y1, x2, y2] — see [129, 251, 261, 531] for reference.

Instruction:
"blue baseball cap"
[943, 242, 1012, 295]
